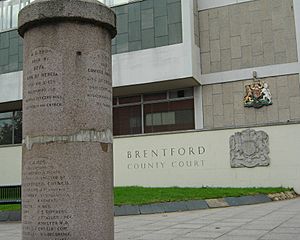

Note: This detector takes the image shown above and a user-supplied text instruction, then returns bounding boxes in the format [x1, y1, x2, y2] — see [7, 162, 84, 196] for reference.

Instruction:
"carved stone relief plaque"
[230, 129, 270, 168]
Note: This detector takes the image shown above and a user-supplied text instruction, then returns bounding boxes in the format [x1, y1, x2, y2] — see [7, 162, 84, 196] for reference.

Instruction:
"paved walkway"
[1, 198, 300, 240]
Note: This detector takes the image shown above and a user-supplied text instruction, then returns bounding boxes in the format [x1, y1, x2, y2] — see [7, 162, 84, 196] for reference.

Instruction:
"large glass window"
[0, 0, 131, 32]
[113, 88, 195, 136]
[144, 100, 194, 133]
[0, 110, 22, 145]
[0, 89, 193, 142]
[113, 105, 142, 136]
[99, 0, 132, 6]
[0, 0, 31, 32]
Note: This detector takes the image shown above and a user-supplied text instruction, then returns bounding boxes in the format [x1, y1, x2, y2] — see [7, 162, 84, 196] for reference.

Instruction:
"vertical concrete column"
[18, 1, 116, 239]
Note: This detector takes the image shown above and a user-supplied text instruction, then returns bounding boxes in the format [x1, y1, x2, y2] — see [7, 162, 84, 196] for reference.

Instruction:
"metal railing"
[0, 185, 21, 201]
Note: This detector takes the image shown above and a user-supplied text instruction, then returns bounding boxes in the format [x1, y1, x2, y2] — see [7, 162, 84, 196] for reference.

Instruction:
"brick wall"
[199, 0, 298, 74]
[203, 74, 300, 129]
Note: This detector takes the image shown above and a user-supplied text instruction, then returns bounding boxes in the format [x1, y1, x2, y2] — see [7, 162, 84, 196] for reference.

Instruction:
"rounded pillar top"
[18, 0, 116, 38]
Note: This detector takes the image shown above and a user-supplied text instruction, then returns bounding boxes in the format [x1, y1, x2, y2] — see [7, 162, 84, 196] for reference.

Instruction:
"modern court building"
[0, 0, 300, 193]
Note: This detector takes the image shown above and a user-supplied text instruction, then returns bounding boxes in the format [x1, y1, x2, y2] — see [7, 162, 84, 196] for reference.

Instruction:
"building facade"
[0, 0, 300, 193]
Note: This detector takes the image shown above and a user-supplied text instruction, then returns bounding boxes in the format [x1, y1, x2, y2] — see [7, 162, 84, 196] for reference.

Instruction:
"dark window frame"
[0, 110, 22, 146]
[113, 88, 195, 136]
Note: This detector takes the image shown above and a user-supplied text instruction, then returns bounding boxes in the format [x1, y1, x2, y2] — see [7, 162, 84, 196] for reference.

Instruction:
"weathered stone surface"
[0, 212, 9, 221]
[290, 96, 300, 119]
[203, 105, 213, 128]
[18, 0, 116, 38]
[114, 206, 127, 216]
[213, 94, 224, 115]
[223, 104, 234, 126]
[252, 194, 272, 203]
[139, 204, 165, 215]
[200, 30, 210, 53]
[230, 129, 270, 168]
[185, 200, 209, 210]
[8, 211, 21, 222]
[231, 36, 241, 59]
[0, 211, 21, 222]
[221, 49, 231, 71]
[210, 40, 221, 62]
[206, 198, 229, 208]
[225, 195, 271, 206]
[202, 74, 300, 130]
[203, 85, 213, 106]
[199, 0, 298, 74]
[18, 0, 116, 239]
[162, 202, 188, 213]
[125, 205, 140, 215]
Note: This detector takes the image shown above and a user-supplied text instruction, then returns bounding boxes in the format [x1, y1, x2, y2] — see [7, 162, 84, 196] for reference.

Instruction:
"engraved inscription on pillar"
[24, 47, 63, 111]
[84, 50, 112, 112]
[22, 158, 73, 240]
[230, 129, 270, 168]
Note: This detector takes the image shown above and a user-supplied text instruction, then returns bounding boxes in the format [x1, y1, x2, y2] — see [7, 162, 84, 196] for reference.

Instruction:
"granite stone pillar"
[18, 1, 116, 239]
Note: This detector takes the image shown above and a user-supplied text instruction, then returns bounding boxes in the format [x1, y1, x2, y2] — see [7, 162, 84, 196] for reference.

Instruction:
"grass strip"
[114, 187, 290, 206]
[0, 187, 290, 210]
[0, 204, 21, 212]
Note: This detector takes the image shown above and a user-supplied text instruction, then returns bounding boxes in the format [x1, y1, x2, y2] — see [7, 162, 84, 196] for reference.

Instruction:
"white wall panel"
[0, 146, 21, 186]
[0, 71, 22, 103]
[1, 124, 300, 193]
[112, 0, 201, 87]
[198, 0, 253, 10]
[114, 124, 300, 194]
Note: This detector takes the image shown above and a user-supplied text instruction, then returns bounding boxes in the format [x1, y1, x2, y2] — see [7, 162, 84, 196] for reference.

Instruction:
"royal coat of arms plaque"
[230, 129, 270, 168]
[244, 80, 272, 108]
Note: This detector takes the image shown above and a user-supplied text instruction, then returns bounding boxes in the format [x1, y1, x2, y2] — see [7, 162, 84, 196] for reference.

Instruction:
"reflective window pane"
[144, 92, 167, 102]
[113, 97, 118, 106]
[0, 111, 22, 145]
[21, 0, 30, 8]
[0, 0, 133, 32]
[100, 0, 131, 7]
[11, 2, 19, 28]
[0, 2, 2, 30]
[119, 95, 141, 105]
[152, 113, 162, 126]
[113, 105, 142, 136]
[0, 119, 13, 145]
[162, 112, 175, 125]
[2, 3, 8, 30]
[13, 111, 22, 144]
[169, 88, 194, 99]
[144, 99, 194, 133]
[0, 112, 13, 119]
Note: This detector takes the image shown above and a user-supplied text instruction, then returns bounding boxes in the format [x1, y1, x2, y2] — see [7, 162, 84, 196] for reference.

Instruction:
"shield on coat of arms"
[252, 85, 262, 99]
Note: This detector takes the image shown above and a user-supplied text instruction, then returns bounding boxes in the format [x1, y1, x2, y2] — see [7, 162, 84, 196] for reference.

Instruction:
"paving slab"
[225, 194, 272, 206]
[1, 198, 300, 240]
[139, 203, 165, 214]
[206, 198, 229, 208]
[0, 194, 284, 221]
[186, 200, 209, 210]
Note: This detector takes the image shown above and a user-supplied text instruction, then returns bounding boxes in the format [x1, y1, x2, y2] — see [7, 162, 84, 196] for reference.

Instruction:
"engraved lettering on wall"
[22, 158, 72, 240]
[84, 50, 112, 111]
[126, 146, 206, 170]
[24, 47, 63, 111]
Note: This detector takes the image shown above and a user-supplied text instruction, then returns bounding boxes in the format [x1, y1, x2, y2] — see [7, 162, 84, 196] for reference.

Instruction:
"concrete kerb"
[1, 193, 298, 221]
